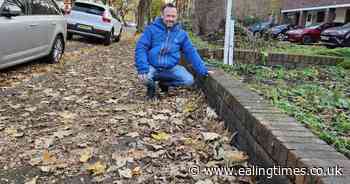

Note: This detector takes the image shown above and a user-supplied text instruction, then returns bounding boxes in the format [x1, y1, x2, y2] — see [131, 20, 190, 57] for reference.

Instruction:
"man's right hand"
[138, 74, 148, 84]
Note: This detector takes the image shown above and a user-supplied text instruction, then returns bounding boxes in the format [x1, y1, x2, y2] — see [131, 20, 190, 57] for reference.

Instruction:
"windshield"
[306, 23, 321, 29]
[72, 2, 105, 16]
[342, 23, 350, 28]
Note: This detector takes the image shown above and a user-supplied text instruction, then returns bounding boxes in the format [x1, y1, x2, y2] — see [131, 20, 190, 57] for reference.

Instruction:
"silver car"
[0, 0, 67, 70]
[65, 1, 123, 45]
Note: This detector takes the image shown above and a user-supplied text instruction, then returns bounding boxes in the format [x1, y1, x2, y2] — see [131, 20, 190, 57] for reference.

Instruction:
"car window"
[109, 8, 116, 18]
[306, 23, 321, 29]
[31, 0, 59, 15]
[47, 0, 60, 14]
[0, 0, 29, 15]
[72, 2, 104, 16]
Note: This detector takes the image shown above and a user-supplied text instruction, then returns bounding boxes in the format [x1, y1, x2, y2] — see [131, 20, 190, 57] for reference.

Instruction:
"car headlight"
[337, 30, 349, 35]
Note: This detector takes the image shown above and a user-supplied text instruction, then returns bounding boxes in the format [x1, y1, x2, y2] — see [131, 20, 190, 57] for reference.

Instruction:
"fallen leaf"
[53, 130, 72, 139]
[201, 132, 221, 141]
[132, 166, 141, 176]
[128, 149, 145, 160]
[25, 107, 37, 112]
[42, 150, 57, 164]
[125, 132, 139, 138]
[112, 153, 129, 168]
[39, 166, 52, 172]
[80, 148, 93, 163]
[87, 161, 107, 175]
[184, 101, 196, 113]
[118, 168, 132, 178]
[151, 132, 170, 141]
[25, 176, 38, 184]
[152, 114, 168, 121]
[223, 150, 249, 163]
[146, 150, 166, 158]
[5, 127, 24, 138]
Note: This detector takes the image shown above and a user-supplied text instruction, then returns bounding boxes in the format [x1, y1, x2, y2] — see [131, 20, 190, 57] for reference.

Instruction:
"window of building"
[317, 11, 325, 22]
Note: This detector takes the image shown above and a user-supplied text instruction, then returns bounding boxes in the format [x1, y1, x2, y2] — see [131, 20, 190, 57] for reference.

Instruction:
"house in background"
[235, 0, 283, 23]
[282, 0, 350, 27]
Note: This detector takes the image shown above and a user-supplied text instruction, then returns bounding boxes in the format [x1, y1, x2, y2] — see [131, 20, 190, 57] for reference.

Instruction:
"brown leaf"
[87, 161, 107, 175]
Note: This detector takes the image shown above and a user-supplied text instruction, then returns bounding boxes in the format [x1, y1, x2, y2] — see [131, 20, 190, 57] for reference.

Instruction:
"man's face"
[161, 7, 177, 28]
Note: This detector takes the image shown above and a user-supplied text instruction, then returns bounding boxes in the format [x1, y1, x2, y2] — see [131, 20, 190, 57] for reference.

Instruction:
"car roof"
[74, 1, 107, 9]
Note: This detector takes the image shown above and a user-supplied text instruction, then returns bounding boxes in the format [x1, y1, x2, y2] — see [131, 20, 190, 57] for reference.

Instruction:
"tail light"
[102, 11, 111, 23]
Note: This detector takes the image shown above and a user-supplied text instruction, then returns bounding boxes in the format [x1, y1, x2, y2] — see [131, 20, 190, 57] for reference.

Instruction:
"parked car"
[54, 0, 64, 13]
[248, 21, 273, 37]
[65, 1, 123, 45]
[0, 0, 67, 70]
[321, 23, 350, 48]
[268, 24, 295, 41]
[286, 22, 344, 44]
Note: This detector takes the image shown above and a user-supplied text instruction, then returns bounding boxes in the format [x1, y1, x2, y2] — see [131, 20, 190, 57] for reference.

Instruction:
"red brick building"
[282, 0, 350, 27]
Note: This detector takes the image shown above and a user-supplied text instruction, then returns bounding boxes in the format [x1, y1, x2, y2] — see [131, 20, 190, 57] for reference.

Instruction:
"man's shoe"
[146, 85, 158, 101]
[159, 82, 169, 95]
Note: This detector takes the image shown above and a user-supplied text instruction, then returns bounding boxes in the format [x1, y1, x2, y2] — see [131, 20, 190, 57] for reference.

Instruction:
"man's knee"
[183, 74, 194, 86]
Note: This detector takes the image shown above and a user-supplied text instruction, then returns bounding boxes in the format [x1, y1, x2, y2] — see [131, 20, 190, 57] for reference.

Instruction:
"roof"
[282, 0, 350, 12]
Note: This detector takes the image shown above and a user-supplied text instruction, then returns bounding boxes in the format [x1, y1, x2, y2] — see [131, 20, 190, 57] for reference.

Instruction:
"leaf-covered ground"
[0, 34, 252, 184]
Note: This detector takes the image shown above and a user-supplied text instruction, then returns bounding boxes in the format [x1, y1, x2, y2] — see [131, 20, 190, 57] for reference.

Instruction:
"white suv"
[0, 0, 67, 70]
[65, 1, 123, 45]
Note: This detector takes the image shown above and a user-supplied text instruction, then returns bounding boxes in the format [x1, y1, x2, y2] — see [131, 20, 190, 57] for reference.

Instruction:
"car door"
[29, 0, 52, 56]
[45, 0, 63, 48]
[0, 0, 35, 67]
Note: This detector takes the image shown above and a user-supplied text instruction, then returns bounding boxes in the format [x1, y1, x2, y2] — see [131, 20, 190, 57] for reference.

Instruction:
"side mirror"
[1, 5, 22, 18]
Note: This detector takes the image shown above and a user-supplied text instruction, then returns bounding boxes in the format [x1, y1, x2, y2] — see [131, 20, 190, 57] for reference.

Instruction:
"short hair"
[161, 3, 176, 12]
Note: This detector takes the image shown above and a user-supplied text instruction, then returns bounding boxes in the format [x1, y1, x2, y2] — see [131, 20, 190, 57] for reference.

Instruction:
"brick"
[271, 138, 289, 167]
[214, 49, 224, 59]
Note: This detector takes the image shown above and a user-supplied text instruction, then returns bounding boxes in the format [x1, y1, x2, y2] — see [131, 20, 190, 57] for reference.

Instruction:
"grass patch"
[188, 31, 221, 49]
[207, 60, 350, 158]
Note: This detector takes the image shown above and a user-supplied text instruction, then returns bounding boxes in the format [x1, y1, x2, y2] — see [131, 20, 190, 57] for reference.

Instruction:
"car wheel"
[302, 35, 313, 44]
[115, 28, 122, 42]
[104, 30, 114, 45]
[115, 34, 121, 42]
[277, 33, 284, 41]
[67, 33, 73, 40]
[326, 45, 337, 49]
[255, 32, 262, 38]
[46, 35, 64, 64]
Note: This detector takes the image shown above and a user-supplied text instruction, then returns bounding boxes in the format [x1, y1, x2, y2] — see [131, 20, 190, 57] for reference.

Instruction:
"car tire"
[115, 34, 121, 42]
[67, 33, 73, 40]
[255, 32, 262, 38]
[326, 45, 337, 49]
[277, 33, 284, 41]
[302, 35, 313, 44]
[46, 35, 64, 64]
[104, 30, 114, 45]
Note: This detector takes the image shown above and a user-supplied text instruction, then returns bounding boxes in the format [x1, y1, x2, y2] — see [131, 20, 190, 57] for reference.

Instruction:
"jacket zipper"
[162, 29, 170, 68]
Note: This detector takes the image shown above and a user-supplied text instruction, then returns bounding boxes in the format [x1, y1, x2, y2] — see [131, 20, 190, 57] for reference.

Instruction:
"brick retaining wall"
[194, 68, 350, 184]
[197, 48, 344, 68]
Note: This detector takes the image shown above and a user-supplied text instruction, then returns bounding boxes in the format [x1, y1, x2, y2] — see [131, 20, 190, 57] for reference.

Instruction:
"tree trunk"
[136, 0, 152, 33]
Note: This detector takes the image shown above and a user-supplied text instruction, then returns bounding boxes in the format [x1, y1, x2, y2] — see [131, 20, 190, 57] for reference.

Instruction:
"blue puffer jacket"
[135, 17, 208, 76]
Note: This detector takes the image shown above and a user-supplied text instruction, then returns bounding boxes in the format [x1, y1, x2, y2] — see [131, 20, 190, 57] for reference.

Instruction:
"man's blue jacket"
[135, 17, 208, 76]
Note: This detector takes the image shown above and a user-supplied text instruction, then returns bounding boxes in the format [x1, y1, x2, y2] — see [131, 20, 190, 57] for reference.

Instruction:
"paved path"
[0, 34, 248, 184]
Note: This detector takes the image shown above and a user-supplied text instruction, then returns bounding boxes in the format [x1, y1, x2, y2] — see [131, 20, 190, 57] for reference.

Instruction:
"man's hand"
[208, 70, 214, 75]
[138, 74, 148, 84]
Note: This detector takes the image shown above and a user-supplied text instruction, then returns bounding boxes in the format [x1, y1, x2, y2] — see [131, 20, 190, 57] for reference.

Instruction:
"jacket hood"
[152, 17, 181, 31]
